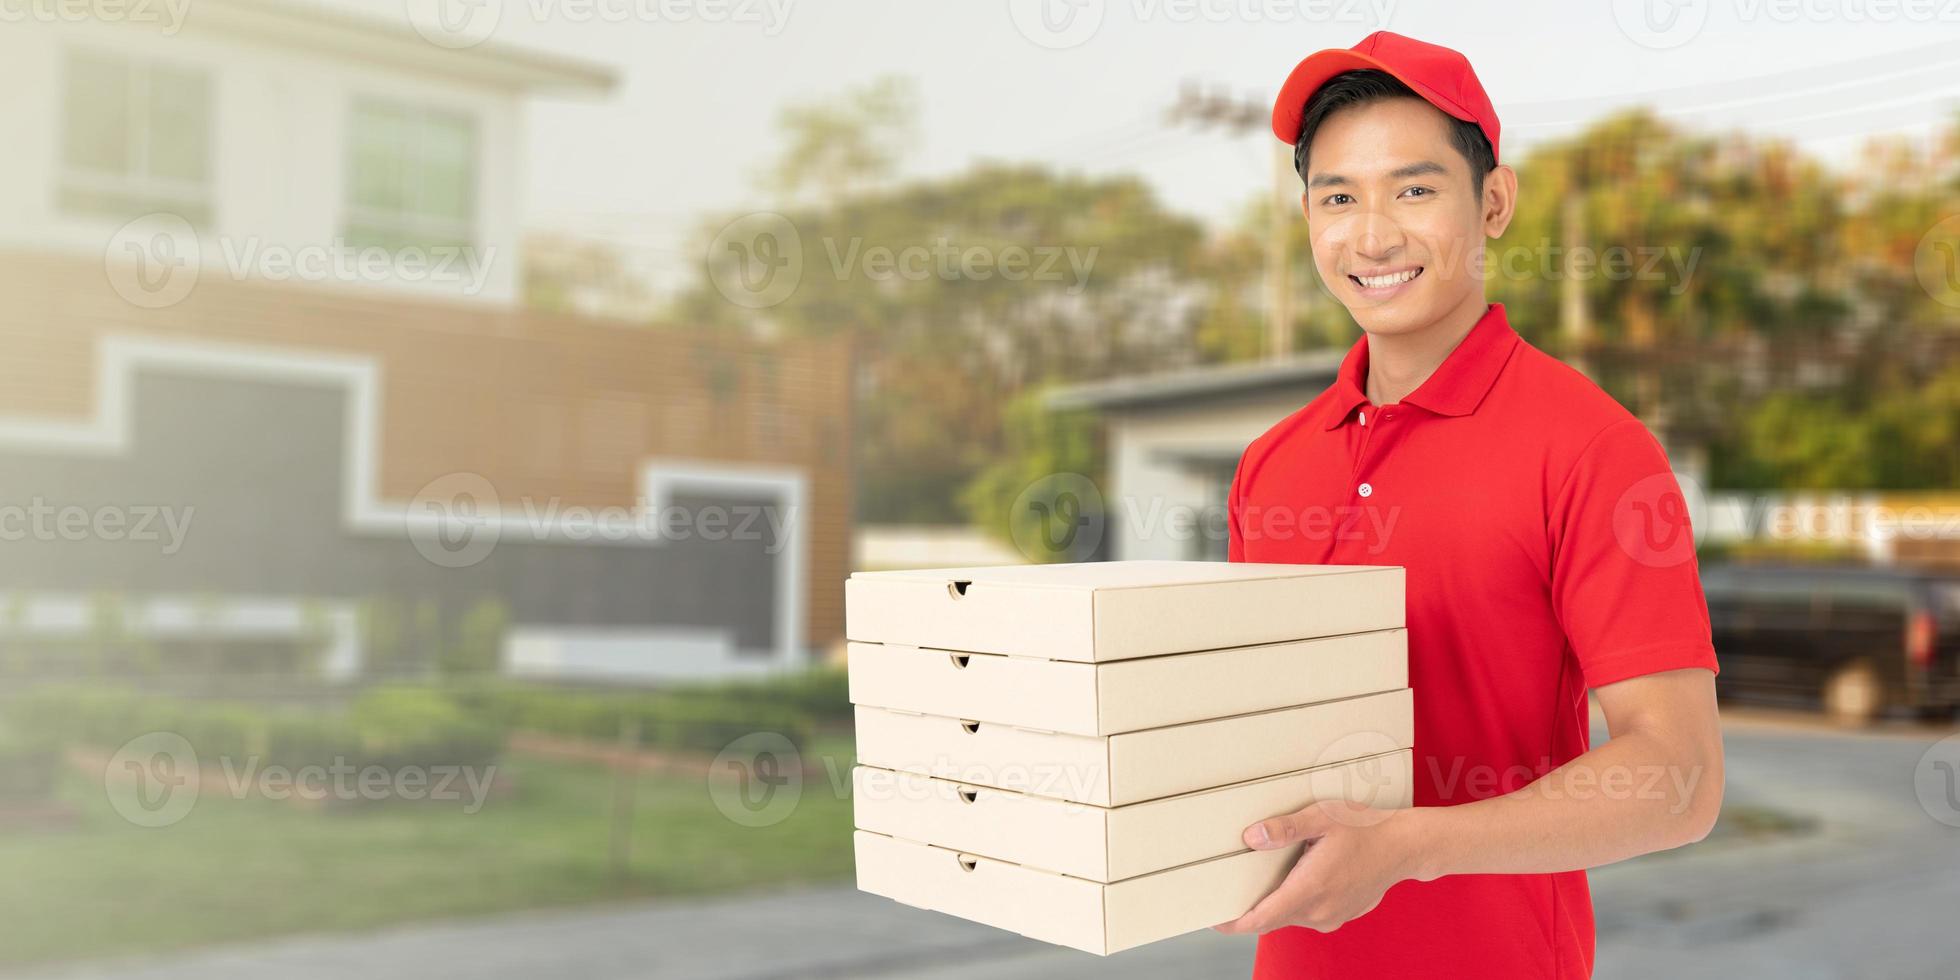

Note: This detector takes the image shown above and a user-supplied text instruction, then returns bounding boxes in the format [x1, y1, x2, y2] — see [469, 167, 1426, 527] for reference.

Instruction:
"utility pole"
[1559, 187, 1591, 377]
[1266, 142, 1295, 360]
[1170, 81, 1300, 360]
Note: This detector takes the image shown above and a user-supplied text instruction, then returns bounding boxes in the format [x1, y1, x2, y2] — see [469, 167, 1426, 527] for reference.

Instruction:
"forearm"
[1395, 725, 1724, 881]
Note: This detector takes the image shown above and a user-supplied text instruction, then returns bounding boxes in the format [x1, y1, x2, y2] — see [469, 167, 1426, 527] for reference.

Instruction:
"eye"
[1322, 193, 1354, 207]
[1401, 186, 1434, 199]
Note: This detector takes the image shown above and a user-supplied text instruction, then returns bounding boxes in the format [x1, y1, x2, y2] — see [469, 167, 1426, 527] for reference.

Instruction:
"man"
[1213, 31, 1724, 979]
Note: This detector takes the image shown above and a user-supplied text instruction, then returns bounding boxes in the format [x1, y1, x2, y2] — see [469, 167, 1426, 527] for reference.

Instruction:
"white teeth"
[1355, 268, 1420, 288]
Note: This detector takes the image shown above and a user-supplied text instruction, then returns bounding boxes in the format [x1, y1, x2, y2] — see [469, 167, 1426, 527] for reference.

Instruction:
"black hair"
[1291, 69, 1495, 198]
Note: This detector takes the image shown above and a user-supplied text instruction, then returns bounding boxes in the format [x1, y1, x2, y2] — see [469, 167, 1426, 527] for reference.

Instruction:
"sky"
[375, 0, 1960, 294]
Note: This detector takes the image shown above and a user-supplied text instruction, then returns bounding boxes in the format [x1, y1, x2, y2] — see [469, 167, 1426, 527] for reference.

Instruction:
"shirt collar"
[1320, 302, 1521, 430]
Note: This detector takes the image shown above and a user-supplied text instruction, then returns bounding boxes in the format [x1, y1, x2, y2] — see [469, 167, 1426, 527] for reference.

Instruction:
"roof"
[1045, 350, 1345, 412]
[198, 0, 618, 96]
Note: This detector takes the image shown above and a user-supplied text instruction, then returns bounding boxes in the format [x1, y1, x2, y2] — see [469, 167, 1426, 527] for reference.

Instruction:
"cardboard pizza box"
[845, 561, 1403, 662]
[853, 687, 1414, 807]
[854, 829, 1303, 956]
[852, 748, 1412, 882]
[846, 629, 1407, 736]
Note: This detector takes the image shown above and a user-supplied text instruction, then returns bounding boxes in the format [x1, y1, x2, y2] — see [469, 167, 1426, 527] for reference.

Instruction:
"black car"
[1699, 563, 1960, 724]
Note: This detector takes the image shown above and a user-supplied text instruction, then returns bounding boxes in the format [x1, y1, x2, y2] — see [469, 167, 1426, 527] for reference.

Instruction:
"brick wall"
[0, 251, 854, 649]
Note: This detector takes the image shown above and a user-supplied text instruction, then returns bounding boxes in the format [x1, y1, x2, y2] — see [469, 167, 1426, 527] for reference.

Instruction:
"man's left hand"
[1212, 800, 1422, 936]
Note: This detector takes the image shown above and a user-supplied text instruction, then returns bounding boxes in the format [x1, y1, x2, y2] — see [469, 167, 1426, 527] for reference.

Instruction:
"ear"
[1298, 192, 1310, 221]
[1482, 164, 1519, 239]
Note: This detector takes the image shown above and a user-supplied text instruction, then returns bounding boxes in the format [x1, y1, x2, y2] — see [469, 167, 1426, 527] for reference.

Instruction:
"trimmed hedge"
[688, 668, 849, 725]
[8, 686, 503, 772]
[10, 668, 840, 769]
[450, 684, 814, 753]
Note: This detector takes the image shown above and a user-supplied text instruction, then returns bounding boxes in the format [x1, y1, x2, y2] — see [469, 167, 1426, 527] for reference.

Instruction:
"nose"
[1352, 210, 1406, 260]
[1318, 208, 1406, 265]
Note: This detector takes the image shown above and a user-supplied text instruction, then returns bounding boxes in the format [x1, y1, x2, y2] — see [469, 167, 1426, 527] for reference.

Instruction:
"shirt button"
[1358, 483, 1374, 497]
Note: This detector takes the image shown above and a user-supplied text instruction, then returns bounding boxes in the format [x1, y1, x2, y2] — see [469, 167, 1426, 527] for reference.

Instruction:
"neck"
[1364, 294, 1490, 406]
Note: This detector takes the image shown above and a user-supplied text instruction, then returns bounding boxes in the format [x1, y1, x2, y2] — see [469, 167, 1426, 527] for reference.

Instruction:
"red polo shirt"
[1229, 301, 1719, 980]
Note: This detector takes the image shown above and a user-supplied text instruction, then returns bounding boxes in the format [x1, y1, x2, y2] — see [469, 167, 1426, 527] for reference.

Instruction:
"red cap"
[1271, 30, 1500, 165]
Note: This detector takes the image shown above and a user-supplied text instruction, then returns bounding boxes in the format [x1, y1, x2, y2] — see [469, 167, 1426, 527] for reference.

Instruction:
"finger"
[1245, 801, 1337, 849]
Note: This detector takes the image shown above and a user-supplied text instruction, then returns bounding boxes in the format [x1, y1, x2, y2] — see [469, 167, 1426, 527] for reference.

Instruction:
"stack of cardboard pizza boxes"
[846, 560, 1414, 956]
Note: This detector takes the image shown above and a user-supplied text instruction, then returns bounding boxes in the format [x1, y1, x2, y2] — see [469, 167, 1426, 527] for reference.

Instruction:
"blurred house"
[1048, 354, 1343, 562]
[854, 526, 1024, 571]
[1054, 341, 1958, 572]
[0, 1, 851, 685]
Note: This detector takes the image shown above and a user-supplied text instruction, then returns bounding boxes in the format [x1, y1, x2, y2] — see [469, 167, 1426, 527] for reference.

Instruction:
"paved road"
[15, 711, 1960, 980]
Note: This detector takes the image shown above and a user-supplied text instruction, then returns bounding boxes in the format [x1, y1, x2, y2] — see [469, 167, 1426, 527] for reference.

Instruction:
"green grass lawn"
[0, 736, 859, 968]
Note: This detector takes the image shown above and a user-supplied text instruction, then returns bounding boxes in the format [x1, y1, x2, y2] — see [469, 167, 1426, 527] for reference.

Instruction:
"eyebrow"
[1307, 160, 1451, 190]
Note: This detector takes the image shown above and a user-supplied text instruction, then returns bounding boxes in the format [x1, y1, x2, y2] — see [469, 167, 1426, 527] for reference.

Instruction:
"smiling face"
[1300, 96, 1504, 337]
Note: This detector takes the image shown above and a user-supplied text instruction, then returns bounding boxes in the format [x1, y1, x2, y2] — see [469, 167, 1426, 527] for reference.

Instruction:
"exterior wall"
[1105, 393, 1311, 562]
[0, 251, 854, 671]
[0, 14, 525, 304]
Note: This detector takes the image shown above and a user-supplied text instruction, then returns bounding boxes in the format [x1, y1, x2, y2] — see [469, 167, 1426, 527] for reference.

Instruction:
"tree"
[961, 391, 1104, 561]
[763, 75, 918, 207]
[680, 77, 1206, 522]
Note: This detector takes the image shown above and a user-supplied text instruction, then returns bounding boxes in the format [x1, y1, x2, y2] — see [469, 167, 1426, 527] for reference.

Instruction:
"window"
[345, 99, 478, 251]
[59, 49, 213, 223]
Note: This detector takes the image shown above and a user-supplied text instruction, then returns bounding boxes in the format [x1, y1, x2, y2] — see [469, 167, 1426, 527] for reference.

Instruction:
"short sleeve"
[1548, 418, 1721, 689]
